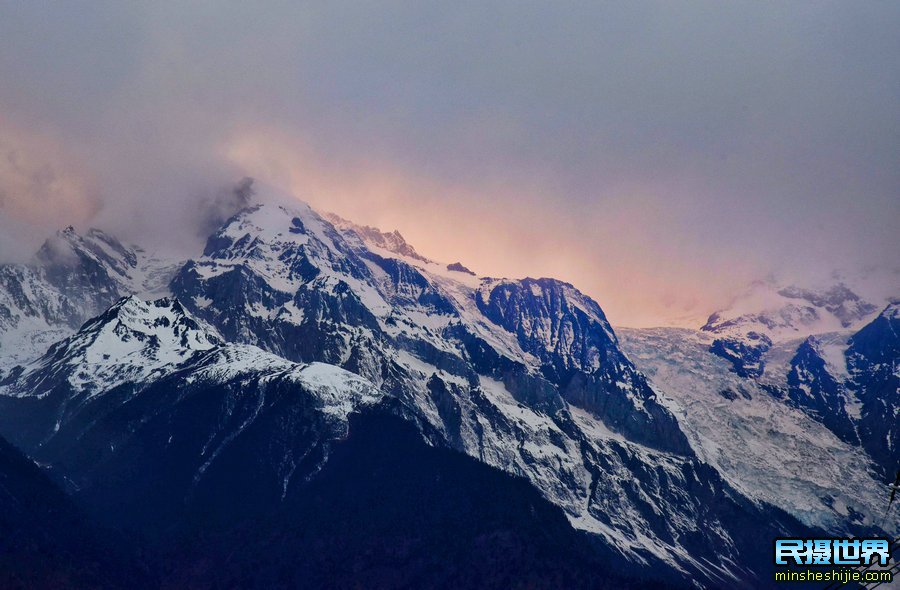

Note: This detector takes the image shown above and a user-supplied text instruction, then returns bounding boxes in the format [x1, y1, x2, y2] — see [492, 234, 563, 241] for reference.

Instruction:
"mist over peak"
[195, 176, 257, 237]
[1, 2, 897, 326]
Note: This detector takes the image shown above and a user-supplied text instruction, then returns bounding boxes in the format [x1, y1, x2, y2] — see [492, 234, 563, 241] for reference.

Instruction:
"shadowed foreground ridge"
[0, 434, 150, 590]
[159, 406, 678, 589]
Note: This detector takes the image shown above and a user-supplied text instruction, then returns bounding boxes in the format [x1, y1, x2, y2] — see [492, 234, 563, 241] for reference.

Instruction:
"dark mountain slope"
[159, 407, 684, 590]
[0, 434, 150, 590]
[848, 303, 900, 478]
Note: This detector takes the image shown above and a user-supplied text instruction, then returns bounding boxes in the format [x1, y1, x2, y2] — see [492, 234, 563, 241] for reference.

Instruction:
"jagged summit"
[36, 226, 138, 280]
[323, 211, 433, 263]
[446, 261, 475, 275]
[0, 223, 183, 372]
[2, 296, 220, 398]
[702, 272, 898, 342]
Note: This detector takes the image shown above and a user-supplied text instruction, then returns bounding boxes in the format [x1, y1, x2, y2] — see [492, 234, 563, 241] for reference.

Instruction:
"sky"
[0, 2, 897, 327]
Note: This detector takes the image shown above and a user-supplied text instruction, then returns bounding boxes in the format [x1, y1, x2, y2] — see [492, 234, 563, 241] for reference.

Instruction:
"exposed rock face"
[0, 226, 175, 372]
[708, 332, 772, 378]
[846, 304, 900, 477]
[786, 337, 859, 445]
[777, 285, 878, 328]
[475, 277, 691, 455]
[447, 261, 476, 275]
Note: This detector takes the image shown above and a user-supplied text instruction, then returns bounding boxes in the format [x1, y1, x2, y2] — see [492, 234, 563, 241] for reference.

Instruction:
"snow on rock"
[845, 303, 900, 477]
[323, 212, 433, 263]
[698, 272, 898, 383]
[1, 296, 219, 398]
[181, 345, 385, 422]
[170, 201, 773, 579]
[618, 326, 897, 533]
[0, 295, 388, 489]
[702, 272, 898, 343]
[0, 264, 80, 372]
[0, 227, 176, 373]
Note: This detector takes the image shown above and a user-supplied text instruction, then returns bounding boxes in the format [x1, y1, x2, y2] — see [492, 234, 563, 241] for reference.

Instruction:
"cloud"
[0, 123, 99, 221]
[0, 2, 897, 325]
[195, 177, 256, 238]
[0, 120, 102, 260]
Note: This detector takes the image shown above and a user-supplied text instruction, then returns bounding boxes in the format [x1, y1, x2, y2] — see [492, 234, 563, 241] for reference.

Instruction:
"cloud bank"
[0, 2, 897, 326]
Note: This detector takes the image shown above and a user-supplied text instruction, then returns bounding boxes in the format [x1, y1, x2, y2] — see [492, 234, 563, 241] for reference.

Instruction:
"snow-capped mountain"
[618, 327, 896, 534]
[1, 193, 895, 588]
[1, 296, 220, 399]
[0, 295, 660, 589]
[0, 226, 176, 372]
[698, 274, 896, 382]
[166, 202, 785, 583]
[701, 273, 897, 343]
[671, 269, 899, 481]
[0, 296, 385, 473]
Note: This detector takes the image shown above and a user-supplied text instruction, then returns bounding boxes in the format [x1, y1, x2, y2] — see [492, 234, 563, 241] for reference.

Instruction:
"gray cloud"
[0, 2, 897, 324]
[196, 177, 256, 238]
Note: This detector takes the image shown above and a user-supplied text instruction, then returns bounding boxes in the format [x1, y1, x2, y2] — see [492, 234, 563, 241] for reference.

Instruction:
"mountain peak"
[36, 224, 139, 280]
[4, 296, 220, 398]
[701, 273, 896, 342]
[881, 301, 900, 319]
[446, 262, 475, 275]
[203, 202, 321, 256]
[323, 212, 432, 263]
